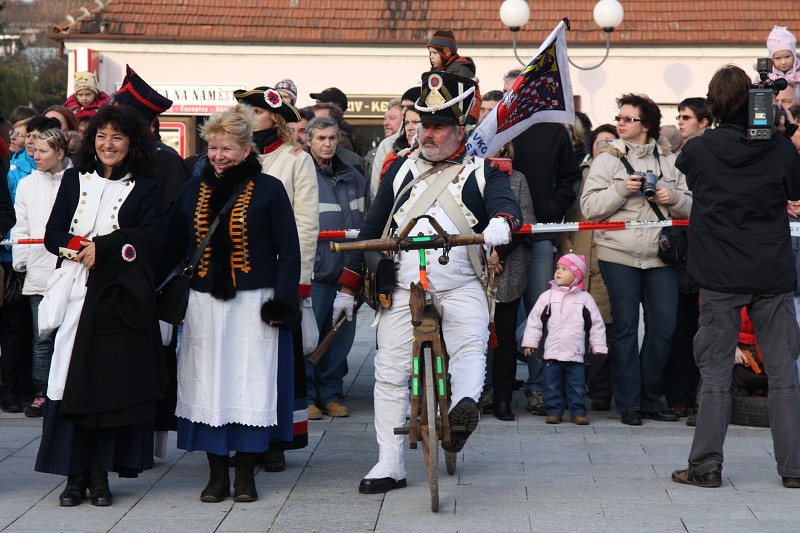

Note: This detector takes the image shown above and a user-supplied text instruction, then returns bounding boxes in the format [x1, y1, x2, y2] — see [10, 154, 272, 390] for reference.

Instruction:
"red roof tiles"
[49, 0, 800, 47]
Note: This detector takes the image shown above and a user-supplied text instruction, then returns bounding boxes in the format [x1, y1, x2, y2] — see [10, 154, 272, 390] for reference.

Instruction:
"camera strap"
[619, 151, 667, 220]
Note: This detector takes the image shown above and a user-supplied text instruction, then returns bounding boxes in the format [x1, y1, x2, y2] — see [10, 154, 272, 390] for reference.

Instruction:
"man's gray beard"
[420, 132, 462, 162]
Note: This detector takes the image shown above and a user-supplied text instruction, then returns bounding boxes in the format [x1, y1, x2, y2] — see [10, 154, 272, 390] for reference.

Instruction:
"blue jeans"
[598, 261, 678, 414]
[543, 360, 587, 415]
[28, 295, 54, 393]
[306, 281, 357, 406]
[522, 239, 555, 395]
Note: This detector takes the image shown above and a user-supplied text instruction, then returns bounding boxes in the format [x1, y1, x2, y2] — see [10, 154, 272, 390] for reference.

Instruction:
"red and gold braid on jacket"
[193, 180, 254, 283]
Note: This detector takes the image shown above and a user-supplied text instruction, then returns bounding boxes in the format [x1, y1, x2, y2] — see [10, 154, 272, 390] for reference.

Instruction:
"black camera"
[635, 170, 659, 198]
[748, 57, 788, 140]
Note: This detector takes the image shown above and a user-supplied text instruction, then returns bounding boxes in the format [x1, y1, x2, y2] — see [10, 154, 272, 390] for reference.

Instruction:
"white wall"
[65, 41, 764, 127]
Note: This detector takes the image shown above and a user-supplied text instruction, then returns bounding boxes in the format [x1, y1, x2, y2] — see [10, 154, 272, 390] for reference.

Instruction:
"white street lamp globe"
[499, 0, 530, 30]
[593, 0, 624, 30]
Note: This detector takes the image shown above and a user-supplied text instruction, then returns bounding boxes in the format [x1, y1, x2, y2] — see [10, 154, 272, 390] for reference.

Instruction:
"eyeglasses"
[676, 114, 696, 121]
[615, 115, 642, 124]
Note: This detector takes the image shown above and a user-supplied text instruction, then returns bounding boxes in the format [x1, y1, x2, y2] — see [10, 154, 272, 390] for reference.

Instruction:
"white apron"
[175, 287, 280, 428]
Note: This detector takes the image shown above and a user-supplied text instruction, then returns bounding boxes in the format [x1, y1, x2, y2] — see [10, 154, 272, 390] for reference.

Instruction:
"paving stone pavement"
[0, 311, 798, 532]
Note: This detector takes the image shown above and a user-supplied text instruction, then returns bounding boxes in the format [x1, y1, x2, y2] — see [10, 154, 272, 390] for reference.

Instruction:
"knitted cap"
[74, 71, 99, 95]
[557, 253, 587, 290]
[428, 29, 457, 54]
[767, 25, 797, 57]
[275, 79, 298, 104]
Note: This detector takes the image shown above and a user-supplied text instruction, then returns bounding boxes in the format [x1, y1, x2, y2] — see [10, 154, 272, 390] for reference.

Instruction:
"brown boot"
[233, 452, 259, 502]
[201, 453, 230, 502]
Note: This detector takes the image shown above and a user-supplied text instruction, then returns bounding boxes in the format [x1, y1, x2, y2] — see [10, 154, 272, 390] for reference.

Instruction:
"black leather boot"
[263, 448, 286, 472]
[494, 401, 515, 421]
[201, 453, 230, 502]
[89, 469, 113, 506]
[59, 472, 89, 507]
[233, 452, 259, 502]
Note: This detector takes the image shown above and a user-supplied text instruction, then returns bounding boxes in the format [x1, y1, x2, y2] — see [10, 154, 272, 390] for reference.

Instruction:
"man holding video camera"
[672, 64, 800, 489]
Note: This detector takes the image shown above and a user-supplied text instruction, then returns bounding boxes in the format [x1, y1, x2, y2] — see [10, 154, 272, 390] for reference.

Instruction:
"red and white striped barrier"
[319, 220, 694, 240]
[320, 220, 800, 239]
[6, 219, 800, 245]
[0, 238, 44, 246]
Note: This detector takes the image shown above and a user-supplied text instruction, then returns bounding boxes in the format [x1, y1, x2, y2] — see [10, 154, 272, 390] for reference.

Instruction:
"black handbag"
[3, 269, 25, 306]
[654, 214, 688, 265]
[156, 177, 252, 324]
[362, 250, 395, 310]
[646, 200, 687, 265]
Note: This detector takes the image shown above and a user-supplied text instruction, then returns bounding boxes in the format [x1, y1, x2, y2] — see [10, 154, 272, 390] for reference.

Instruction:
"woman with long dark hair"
[35, 104, 165, 507]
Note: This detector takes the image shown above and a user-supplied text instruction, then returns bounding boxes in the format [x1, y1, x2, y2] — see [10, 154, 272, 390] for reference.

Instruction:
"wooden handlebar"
[330, 233, 486, 253]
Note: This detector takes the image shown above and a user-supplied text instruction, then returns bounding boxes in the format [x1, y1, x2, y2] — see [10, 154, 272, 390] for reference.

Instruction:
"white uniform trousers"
[365, 279, 489, 481]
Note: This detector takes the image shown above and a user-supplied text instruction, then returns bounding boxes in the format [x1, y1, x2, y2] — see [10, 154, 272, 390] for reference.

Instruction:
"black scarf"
[92, 159, 132, 180]
[199, 152, 261, 300]
[253, 128, 279, 154]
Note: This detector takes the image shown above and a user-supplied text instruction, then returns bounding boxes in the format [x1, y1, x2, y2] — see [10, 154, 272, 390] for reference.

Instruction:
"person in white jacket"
[521, 254, 607, 425]
[580, 93, 693, 426]
[233, 86, 319, 473]
[11, 128, 71, 417]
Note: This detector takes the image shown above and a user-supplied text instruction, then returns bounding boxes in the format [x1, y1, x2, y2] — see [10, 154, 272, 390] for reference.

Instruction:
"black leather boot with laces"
[89, 469, 113, 506]
[59, 471, 89, 507]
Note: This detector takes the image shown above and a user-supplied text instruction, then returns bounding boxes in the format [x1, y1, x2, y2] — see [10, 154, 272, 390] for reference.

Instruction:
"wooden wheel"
[421, 345, 439, 512]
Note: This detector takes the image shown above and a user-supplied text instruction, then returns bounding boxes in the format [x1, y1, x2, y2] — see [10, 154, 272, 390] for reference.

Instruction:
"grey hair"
[305, 116, 338, 142]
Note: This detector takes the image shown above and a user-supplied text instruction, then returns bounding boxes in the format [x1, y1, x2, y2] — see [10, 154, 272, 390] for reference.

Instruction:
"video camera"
[748, 57, 788, 140]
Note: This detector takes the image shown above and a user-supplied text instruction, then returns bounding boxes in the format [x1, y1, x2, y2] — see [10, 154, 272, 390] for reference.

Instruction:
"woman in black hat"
[232, 87, 318, 472]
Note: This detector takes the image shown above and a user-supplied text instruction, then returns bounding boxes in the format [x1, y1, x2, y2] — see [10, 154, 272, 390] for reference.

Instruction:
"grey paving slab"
[683, 518, 799, 532]
[2, 311, 800, 532]
[602, 500, 757, 521]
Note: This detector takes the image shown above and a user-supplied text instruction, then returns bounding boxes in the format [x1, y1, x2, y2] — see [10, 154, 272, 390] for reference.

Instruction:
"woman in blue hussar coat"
[164, 105, 300, 503]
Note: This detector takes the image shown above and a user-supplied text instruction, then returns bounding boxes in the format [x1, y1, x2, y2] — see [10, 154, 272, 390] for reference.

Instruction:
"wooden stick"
[308, 298, 365, 366]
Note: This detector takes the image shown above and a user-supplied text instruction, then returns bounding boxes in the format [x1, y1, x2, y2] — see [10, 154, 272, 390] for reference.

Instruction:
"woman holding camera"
[580, 93, 692, 426]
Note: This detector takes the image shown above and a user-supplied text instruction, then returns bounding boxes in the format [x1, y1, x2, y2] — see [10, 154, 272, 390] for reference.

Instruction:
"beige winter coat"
[260, 143, 319, 290]
[580, 138, 692, 269]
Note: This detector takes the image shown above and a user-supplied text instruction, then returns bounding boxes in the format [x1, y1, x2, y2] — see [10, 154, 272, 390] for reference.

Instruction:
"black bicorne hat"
[415, 71, 476, 126]
[114, 65, 173, 124]
[234, 87, 301, 124]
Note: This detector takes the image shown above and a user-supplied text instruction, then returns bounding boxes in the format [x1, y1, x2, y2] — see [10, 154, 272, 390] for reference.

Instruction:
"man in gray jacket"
[305, 116, 368, 420]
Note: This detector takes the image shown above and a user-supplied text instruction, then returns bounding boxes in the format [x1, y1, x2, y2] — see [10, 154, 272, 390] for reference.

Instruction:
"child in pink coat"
[756, 26, 800, 85]
[521, 254, 607, 425]
[64, 72, 110, 121]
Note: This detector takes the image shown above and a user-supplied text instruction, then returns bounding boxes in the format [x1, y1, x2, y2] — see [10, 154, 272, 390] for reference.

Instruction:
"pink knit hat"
[767, 26, 797, 57]
[557, 253, 587, 290]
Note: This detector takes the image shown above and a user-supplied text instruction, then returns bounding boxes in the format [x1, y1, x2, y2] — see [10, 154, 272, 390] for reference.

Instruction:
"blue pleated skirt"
[35, 400, 154, 477]
[176, 326, 295, 455]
